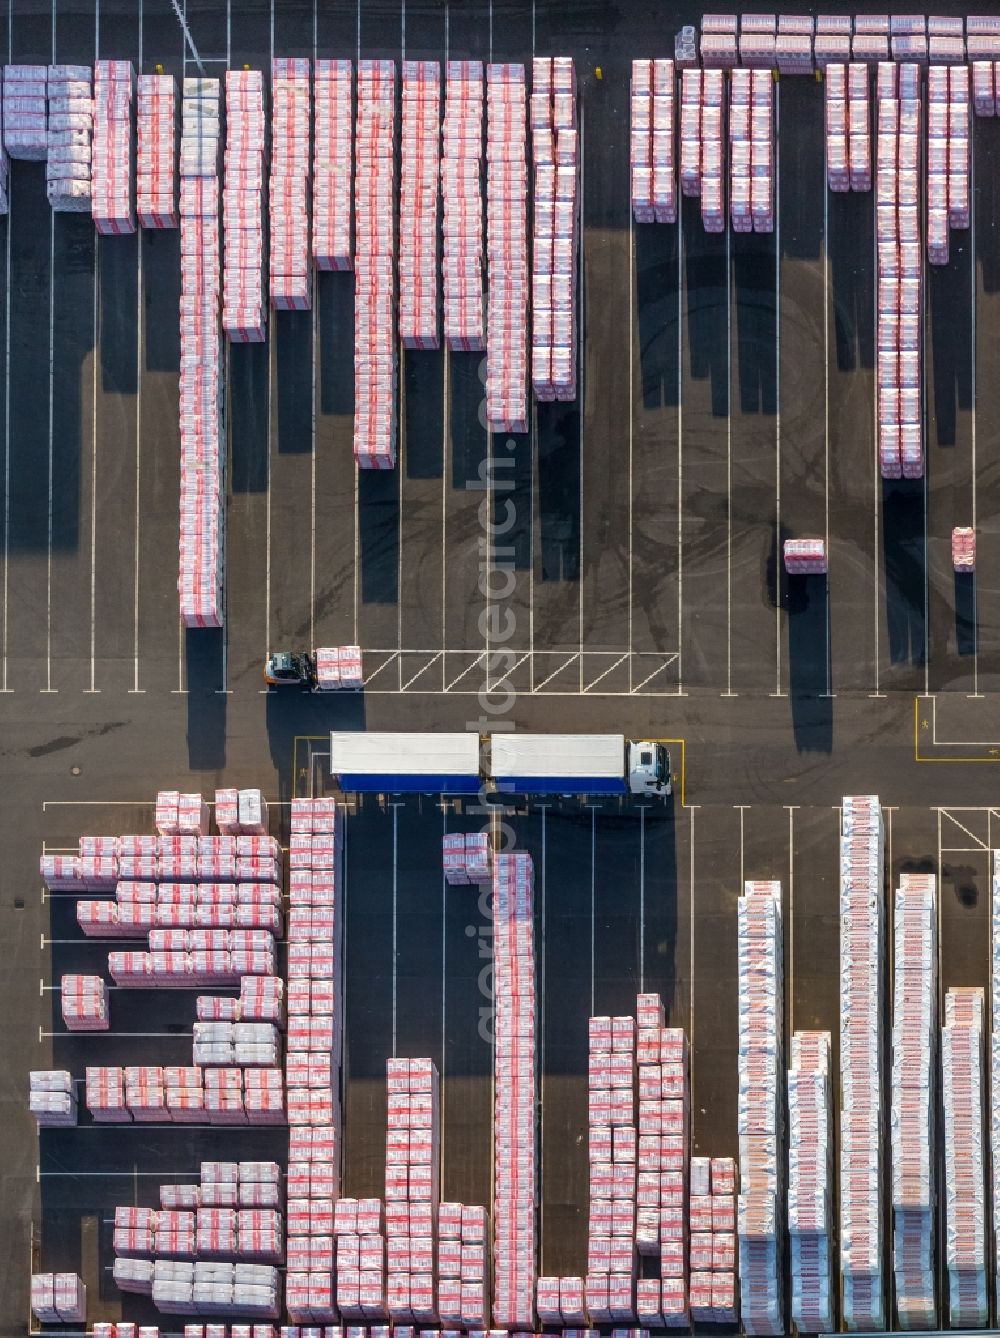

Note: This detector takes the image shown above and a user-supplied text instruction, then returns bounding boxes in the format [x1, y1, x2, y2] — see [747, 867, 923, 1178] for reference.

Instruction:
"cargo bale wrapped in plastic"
[62, 972, 110, 1030]
[943, 987, 987, 1327]
[531, 56, 577, 403]
[679, 68, 701, 199]
[313, 59, 353, 270]
[384, 1058, 442, 1322]
[442, 60, 484, 353]
[223, 70, 266, 342]
[46, 64, 92, 211]
[782, 537, 827, 575]
[92, 61, 135, 232]
[788, 1033, 832, 1331]
[137, 73, 177, 227]
[29, 1069, 77, 1126]
[32, 1272, 86, 1322]
[269, 58, 311, 310]
[485, 62, 528, 432]
[700, 68, 724, 234]
[399, 61, 440, 350]
[630, 59, 654, 222]
[952, 526, 976, 573]
[4, 64, 48, 160]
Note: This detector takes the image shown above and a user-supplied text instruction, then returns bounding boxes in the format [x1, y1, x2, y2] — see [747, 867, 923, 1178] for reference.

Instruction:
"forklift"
[264, 650, 316, 688]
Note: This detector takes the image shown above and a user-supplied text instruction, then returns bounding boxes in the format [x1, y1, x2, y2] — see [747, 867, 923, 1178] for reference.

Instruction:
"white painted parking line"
[772, 83, 783, 700]
[41, 213, 55, 694]
[391, 800, 401, 1057]
[577, 102, 585, 693]
[676, 202, 684, 695]
[85, 226, 100, 694]
[970, 143, 981, 698]
[724, 222, 733, 698]
[735, 803, 747, 888]
[0, 163, 10, 693]
[822, 175, 834, 699]
[131, 125, 145, 695]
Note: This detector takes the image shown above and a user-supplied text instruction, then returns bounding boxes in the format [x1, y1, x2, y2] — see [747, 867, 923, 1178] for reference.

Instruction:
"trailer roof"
[329, 731, 480, 776]
[489, 733, 626, 779]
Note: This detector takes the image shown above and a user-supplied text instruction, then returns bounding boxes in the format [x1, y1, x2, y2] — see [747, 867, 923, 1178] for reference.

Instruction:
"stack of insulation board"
[839, 63, 872, 193]
[787, 1032, 833, 1333]
[927, 15, 966, 63]
[739, 12, 778, 68]
[943, 987, 988, 1326]
[86, 1065, 128, 1119]
[699, 68, 723, 233]
[92, 61, 134, 232]
[853, 14, 890, 63]
[77, 872, 282, 937]
[782, 538, 827, 574]
[398, 61, 440, 350]
[284, 797, 345, 1321]
[729, 69, 751, 231]
[29, 1069, 77, 1126]
[150, 1259, 280, 1316]
[814, 16, 852, 68]
[531, 56, 578, 402]
[876, 62, 923, 482]
[973, 60, 998, 117]
[214, 786, 269, 835]
[736, 879, 783, 1336]
[891, 874, 937, 1330]
[927, 65, 969, 266]
[4, 64, 47, 159]
[354, 60, 397, 469]
[952, 527, 976, 572]
[314, 644, 364, 690]
[46, 64, 92, 212]
[178, 78, 224, 628]
[630, 59, 675, 225]
[437, 1202, 490, 1326]
[699, 14, 738, 68]
[492, 850, 537, 1328]
[748, 68, 773, 232]
[158, 789, 213, 834]
[839, 794, 885, 1331]
[442, 830, 492, 885]
[87, 1062, 283, 1124]
[485, 62, 529, 433]
[687, 1157, 737, 1325]
[442, 61, 484, 351]
[313, 60, 352, 270]
[332, 1197, 387, 1318]
[222, 70, 266, 342]
[775, 14, 815, 74]
[61, 973, 110, 1030]
[93, 1323, 167, 1337]
[825, 63, 849, 191]
[31, 1273, 86, 1322]
[164, 1066, 207, 1121]
[968, 16, 1000, 62]
[269, 59, 311, 310]
[385, 1058, 440, 1322]
[108, 924, 277, 987]
[679, 69, 701, 199]
[192, 1020, 280, 1067]
[137, 74, 178, 227]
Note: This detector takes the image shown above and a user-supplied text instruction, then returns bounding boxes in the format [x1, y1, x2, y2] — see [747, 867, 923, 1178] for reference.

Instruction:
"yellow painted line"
[292, 734, 329, 799]
[913, 697, 1000, 764]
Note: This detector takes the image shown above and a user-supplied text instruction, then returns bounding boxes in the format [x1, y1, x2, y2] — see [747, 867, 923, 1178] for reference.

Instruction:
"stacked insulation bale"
[137, 74, 178, 228]
[736, 879, 783, 1336]
[92, 61, 134, 233]
[927, 16, 965, 64]
[699, 14, 738, 69]
[314, 644, 364, 690]
[332, 1196, 386, 1318]
[492, 850, 537, 1328]
[739, 12, 777, 69]
[972, 61, 997, 117]
[31, 1273, 86, 1322]
[776, 14, 815, 75]
[651, 60, 676, 223]
[853, 14, 890, 64]
[927, 65, 969, 265]
[214, 786, 268, 835]
[485, 62, 529, 433]
[46, 64, 92, 212]
[787, 1031, 833, 1333]
[825, 63, 849, 192]
[284, 796, 345, 1323]
[782, 538, 827, 575]
[891, 873, 937, 1329]
[943, 987, 987, 1326]
[354, 60, 396, 469]
[29, 1069, 77, 1126]
[61, 973, 110, 1030]
[729, 69, 752, 232]
[839, 795, 885, 1331]
[630, 60, 654, 222]
[313, 60, 352, 270]
[385, 1058, 440, 1322]
[399, 61, 440, 349]
[442, 61, 484, 351]
[826, 62, 871, 194]
[530, 57, 578, 401]
[951, 526, 976, 573]
[679, 69, 701, 200]
[876, 62, 923, 481]
[814, 16, 852, 69]
[269, 59, 311, 310]
[222, 69, 266, 342]
[688, 1156, 737, 1324]
[699, 68, 723, 233]
[437, 1201, 490, 1327]
[442, 830, 492, 885]
[3, 64, 47, 159]
[968, 16, 1000, 63]
[178, 77, 224, 628]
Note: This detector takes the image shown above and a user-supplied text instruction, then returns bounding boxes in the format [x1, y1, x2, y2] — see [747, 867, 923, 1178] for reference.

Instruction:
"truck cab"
[627, 741, 672, 796]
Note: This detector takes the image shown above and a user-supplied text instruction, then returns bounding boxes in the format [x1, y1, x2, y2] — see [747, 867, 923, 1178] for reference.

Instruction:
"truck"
[328, 731, 671, 798]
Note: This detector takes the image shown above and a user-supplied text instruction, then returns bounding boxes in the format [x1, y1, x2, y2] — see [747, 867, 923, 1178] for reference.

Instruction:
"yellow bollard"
[595, 65, 603, 81]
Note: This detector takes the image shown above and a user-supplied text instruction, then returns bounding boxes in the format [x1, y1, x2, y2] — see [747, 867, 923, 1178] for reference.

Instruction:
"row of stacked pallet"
[890, 873, 937, 1329]
[698, 69, 723, 232]
[270, 59, 310, 311]
[178, 77, 224, 627]
[285, 796, 345, 1323]
[442, 61, 484, 352]
[313, 60, 352, 270]
[86, 1057, 283, 1122]
[735, 879, 782, 1336]
[485, 62, 528, 433]
[585, 1012, 638, 1323]
[437, 1201, 490, 1327]
[679, 69, 701, 200]
[385, 1058, 440, 1322]
[699, 12, 975, 68]
[973, 60, 1000, 116]
[332, 1196, 386, 1318]
[398, 62, 440, 350]
[29, 1069, 77, 1125]
[46, 64, 92, 212]
[943, 986, 988, 1326]
[92, 60, 134, 233]
[786, 1031, 833, 1333]
[137, 74, 178, 228]
[839, 794, 885, 1330]
[354, 60, 396, 468]
[531, 56, 577, 402]
[492, 850, 536, 1328]
[825, 62, 870, 194]
[876, 62, 923, 481]
[3, 63, 47, 162]
[729, 68, 773, 234]
[688, 1155, 737, 1324]
[629, 59, 675, 225]
[222, 70, 266, 342]
[927, 64, 969, 265]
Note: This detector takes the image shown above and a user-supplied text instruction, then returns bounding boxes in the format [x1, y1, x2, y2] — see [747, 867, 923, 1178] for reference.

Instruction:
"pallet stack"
[688, 1156, 737, 1325]
[814, 16, 852, 68]
[269, 58, 311, 310]
[951, 526, 976, 572]
[222, 70, 266, 342]
[31, 1273, 86, 1323]
[285, 1126, 337, 1322]
[3, 64, 47, 160]
[891, 873, 937, 1329]
[437, 1201, 490, 1326]
[314, 644, 364, 690]
[150, 1259, 280, 1316]
[92, 60, 134, 232]
[485, 62, 529, 433]
[787, 1031, 833, 1333]
[354, 60, 397, 469]
[313, 60, 352, 271]
[442, 830, 492, 885]
[943, 987, 988, 1326]
[332, 1197, 387, 1318]
[699, 68, 723, 232]
[679, 68, 701, 200]
[29, 1070, 77, 1126]
[782, 538, 827, 575]
[384, 1058, 440, 1322]
[927, 65, 970, 266]
[531, 57, 578, 402]
[399, 61, 440, 350]
[973, 60, 998, 116]
[736, 879, 783, 1336]
[492, 850, 537, 1328]
[876, 61, 923, 482]
[46, 64, 92, 212]
[442, 61, 484, 351]
[826, 62, 871, 194]
[699, 13, 738, 69]
[61, 973, 110, 1030]
[137, 74, 178, 228]
[839, 794, 885, 1331]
